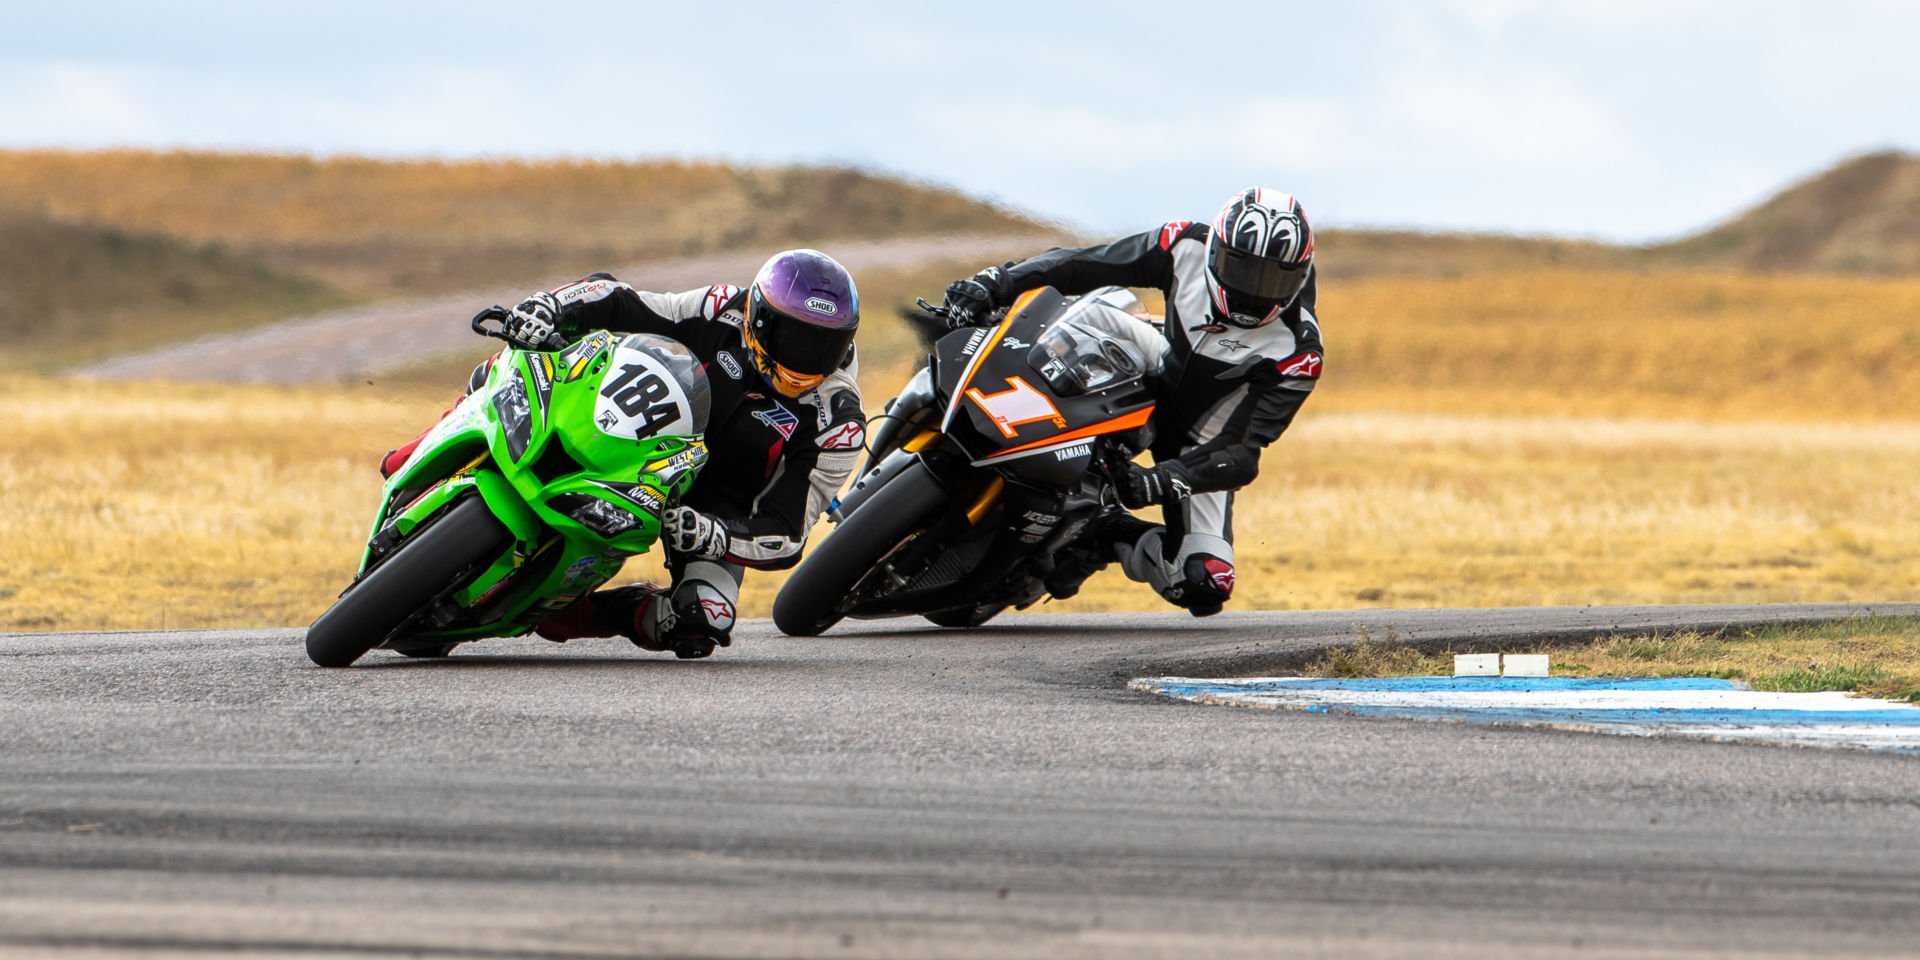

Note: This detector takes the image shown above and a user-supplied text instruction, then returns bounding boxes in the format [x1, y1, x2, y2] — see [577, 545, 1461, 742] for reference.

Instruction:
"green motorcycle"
[305, 309, 711, 667]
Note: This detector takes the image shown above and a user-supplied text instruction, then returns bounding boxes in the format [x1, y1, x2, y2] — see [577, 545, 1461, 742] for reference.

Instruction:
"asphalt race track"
[5, 603, 1920, 959]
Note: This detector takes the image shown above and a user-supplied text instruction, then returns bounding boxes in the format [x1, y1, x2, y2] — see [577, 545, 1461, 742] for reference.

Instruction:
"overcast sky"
[2, 1, 1913, 241]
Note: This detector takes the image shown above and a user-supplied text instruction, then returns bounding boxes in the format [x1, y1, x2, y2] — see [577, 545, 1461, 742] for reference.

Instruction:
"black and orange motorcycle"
[771, 286, 1162, 635]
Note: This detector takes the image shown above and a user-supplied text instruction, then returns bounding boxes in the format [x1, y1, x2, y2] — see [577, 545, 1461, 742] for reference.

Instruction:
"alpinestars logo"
[1276, 351, 1323, 378]
[1203, 558, 1236, 595]
[1159, 220, 1193, 251]
[704, 284, 740, 320]
[817, 421, 865, 451]
[698, 595, 736, 631]
[753, 404, 799, 440]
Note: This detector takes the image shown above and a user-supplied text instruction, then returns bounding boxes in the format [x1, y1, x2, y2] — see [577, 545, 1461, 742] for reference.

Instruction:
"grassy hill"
[3, 147, 1916, 374]
[1314, 229, 1631, 279]
[0, 205, 346, 368]
[1652, 150, 1920, 273]
[0, 150, 1043, 298]
[1311, 151, 1920, 278]
[0, 149, 1046, 367]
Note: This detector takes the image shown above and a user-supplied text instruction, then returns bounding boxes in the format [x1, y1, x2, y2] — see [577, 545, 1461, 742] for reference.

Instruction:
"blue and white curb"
[1129, 676, 1920, 753]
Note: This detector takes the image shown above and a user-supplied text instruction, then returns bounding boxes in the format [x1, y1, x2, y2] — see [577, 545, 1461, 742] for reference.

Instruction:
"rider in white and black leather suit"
[942, 188, 1322, 616]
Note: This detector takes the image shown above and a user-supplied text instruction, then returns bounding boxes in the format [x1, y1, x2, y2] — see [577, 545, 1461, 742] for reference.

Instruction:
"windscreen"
[1025, 300, 1150, 397]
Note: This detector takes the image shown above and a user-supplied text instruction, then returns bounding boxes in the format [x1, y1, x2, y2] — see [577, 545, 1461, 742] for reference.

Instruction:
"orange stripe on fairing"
[986, 405, 1155, 459]
[952, 289, 1043, 399]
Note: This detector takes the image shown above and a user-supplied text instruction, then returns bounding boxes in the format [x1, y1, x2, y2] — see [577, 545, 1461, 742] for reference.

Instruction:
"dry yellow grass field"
[1321, 269, 1920, 422]
[5, 266, 1917, 633]
[1307, 617, 1920, 700]
[4, 268, 1916, 633]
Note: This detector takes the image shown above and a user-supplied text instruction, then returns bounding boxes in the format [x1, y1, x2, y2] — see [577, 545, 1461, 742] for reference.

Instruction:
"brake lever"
[471, 305, 512, 341]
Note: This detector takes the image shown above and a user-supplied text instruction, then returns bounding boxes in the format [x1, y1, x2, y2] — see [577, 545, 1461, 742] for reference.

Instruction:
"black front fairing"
[819, 287, 1160, 622]
[928, 288, 1155, 488]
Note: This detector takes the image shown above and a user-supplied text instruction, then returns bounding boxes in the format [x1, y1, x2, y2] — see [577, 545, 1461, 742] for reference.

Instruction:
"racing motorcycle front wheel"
[772, 459, 949, 637]
[305, 497, 511, 668]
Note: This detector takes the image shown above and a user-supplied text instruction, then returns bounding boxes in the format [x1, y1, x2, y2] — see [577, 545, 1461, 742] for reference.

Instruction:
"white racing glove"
[663, 506, 729, 561]
[503, 292, 566, 350]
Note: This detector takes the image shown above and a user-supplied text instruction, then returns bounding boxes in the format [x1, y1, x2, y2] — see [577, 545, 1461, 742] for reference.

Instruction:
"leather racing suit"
[460, 273, 865, 654]
[965, 221, 1323, 613]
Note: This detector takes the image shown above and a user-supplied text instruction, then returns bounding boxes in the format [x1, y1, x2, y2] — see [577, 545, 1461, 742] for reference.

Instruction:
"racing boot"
[642, 578, 738, 659]
[1167, 555, 1234, 618]
[1043, 511, 1160, 600]
[1117, 529, 1233, 617]
[534, 583, 665, 642]
[378, 429, 432, 479]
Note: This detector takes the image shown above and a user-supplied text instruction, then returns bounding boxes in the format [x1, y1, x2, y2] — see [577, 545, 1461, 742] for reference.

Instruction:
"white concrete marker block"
[1503, 654, 1550, 677]
[1454, 654, 1500, 677]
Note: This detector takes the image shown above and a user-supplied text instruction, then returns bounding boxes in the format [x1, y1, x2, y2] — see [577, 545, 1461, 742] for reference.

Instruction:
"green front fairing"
[355, 333, 707, 644]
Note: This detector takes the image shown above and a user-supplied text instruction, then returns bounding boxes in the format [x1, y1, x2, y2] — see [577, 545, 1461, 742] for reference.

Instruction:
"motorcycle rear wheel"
[305, 497, 511, 667]
[772, 460, 948, 637]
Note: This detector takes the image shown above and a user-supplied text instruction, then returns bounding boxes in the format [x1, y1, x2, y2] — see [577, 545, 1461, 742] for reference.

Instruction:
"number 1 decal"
[965, 376, 1066, 439]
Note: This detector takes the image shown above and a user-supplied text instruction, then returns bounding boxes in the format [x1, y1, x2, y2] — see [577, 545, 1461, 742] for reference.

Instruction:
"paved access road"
[69, 233, 1064, 384]
[4, 603, 1919, 959]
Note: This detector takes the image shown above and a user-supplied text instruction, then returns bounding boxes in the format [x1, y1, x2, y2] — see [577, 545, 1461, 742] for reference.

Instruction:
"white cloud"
[0, 62, 170, 144]
[0, 2, 1914, 241]
[1380, 64, 1644, 171]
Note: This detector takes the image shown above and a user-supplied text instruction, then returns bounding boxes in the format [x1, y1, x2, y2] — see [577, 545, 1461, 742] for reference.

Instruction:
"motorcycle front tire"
[305, 496, 512, 668]
[772, 459, 949, 637]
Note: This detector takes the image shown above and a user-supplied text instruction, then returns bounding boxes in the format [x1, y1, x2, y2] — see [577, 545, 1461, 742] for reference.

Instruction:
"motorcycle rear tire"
[305, 497, 512, 668]
[772, 459, 949, 637]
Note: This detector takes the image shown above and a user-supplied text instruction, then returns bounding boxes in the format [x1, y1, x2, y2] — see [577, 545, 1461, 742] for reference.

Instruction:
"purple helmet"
[742, 249, 860, 397]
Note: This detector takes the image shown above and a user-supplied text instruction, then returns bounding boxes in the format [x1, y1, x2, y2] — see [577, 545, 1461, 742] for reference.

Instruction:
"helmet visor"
[749, 291, 857, 377]
[1208, 241, 1311, 306]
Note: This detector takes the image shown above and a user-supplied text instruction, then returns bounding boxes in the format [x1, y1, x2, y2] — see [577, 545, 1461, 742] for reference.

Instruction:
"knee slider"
[657, 580, 736, 657]
[1174, 554, 1235, 605]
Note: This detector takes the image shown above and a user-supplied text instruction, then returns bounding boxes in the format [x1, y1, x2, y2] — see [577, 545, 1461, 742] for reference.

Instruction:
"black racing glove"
[1116, 461, 1195, 510]
[502, 292, 570, 350]
[941, 279, 997, 329]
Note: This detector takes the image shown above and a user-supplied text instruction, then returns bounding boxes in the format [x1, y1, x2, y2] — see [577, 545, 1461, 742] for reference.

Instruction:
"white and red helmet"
[1205, 187, 1315, 328]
